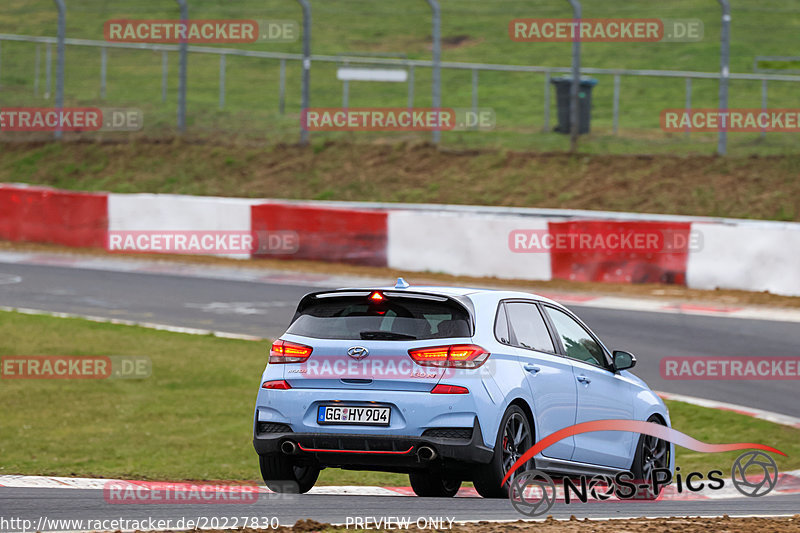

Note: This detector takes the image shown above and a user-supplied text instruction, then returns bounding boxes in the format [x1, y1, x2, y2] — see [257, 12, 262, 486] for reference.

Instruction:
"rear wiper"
[359, 330, 417, 340]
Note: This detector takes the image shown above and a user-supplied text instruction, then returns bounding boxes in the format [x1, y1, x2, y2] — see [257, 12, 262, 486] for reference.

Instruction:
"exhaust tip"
[281, 440, 298, 455]
[417, 446, 437, 461]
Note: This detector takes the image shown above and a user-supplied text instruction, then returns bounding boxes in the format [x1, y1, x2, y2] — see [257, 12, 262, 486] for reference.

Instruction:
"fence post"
[471, 69, 478, 128]
[297, 0, 312, 145]
[684, 77, 692, 138]
[176, 0, 188, 133]
[100, 47, 107, 100]
[279, 58, 286, 114]
[53, 0, 66, 140]
[761, 79, 767, 139]
[427, 0, 441, 144]
[717, 0, 731, 155]
[45, 42, 52, 99]
[34, 44, 41, 96]
[543, 70, 550, 132]
[612, 73, 620, 135]
[161, 51, 168, 103]
[407, 65, 414, 108]
[219, 54, 226, 109]
[567, 0, 582, 152]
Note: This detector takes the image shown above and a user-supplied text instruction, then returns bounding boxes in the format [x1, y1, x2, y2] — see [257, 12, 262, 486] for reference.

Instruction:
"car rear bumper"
[253, 417, 493, 471]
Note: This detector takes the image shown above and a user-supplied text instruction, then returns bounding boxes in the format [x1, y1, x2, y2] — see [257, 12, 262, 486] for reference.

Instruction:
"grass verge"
[0, 310, 797, 485]
[1, 141, 799, 222]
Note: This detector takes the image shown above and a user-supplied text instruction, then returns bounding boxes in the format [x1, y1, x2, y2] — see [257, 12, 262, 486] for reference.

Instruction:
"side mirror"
[613, 350, 637, 371]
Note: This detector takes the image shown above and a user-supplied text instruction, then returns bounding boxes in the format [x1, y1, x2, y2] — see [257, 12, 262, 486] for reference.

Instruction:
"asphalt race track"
[0, 256, 798, 416]
[2, 487, 800, 529]
[1, 254, 799, 526]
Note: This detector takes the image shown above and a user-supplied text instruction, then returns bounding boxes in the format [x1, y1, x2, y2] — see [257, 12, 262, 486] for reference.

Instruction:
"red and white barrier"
[0, 184, 107, 248]
[1, 183, 799, 297]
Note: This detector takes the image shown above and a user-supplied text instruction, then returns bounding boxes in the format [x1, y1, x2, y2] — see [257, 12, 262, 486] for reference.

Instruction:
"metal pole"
[612, 74, 620, 135]
[100, 47, 107, 100]
[761, 79, 767, 139]
[567, 0, 582, 152]
[427, 0, 441, 144]
[45, 42, 51, 99]
[161, 51, 168, 103]
[342, 80, 349, 109]
[218, 54, 225, 109]
[176, 0, 188, 133]
[54, 0, 66, 140]
[0, 41, 2, 89]
[717, 0, 731, 155]
[297, 0, 311, 145]
[279, 58, 286, 114]
[407, 65, 414, 108]
[34, 44, 40, 96]
[685, 77, 692, 138]
[471, 69, 478, 126]
[543, 70, 550, 132]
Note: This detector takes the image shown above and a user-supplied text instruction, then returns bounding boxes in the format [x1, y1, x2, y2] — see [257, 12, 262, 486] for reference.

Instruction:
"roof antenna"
[395, 277, 410, 289]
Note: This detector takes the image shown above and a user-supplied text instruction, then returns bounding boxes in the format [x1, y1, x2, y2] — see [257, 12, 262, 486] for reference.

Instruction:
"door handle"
[576, 375, 591, 384]
[523, 364, 541, 374]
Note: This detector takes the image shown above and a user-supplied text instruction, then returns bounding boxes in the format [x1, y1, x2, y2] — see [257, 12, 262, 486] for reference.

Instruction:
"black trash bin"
[550, 77, 598, 134]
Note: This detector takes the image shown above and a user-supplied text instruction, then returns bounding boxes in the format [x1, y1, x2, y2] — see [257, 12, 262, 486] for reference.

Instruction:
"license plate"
[317, 405, 391, 426]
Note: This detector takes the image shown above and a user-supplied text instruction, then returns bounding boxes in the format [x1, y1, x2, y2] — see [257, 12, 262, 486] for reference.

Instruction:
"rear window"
[286, 294, 472, 340]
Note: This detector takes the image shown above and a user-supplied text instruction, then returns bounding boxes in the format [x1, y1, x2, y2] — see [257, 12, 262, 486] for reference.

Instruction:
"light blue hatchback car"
[253, 279, 672, 497]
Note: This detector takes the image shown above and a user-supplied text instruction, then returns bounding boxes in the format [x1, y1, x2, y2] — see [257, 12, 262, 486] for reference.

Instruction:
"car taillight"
[269, 339, 313, 363]
[408, 344, 489, 369]
[431, 384, 469, 394]
[262, 380, 292, 389]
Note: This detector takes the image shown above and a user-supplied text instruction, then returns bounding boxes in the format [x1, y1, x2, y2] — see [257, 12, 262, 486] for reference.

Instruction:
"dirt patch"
[140, 515, 800, 532]
[2, 240, 799, 309]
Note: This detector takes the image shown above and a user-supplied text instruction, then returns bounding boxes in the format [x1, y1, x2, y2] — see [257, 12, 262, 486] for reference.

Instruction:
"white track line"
[657, 391, 800, 429]
[2, 473, 799, 500]
[0, 306, 264, 342]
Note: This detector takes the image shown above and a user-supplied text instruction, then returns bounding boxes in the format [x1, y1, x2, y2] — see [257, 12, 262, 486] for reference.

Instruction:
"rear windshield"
[287, 294, 472, 340]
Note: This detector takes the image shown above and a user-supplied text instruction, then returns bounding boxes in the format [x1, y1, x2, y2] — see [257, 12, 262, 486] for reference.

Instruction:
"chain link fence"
[0, 0, 799, 154]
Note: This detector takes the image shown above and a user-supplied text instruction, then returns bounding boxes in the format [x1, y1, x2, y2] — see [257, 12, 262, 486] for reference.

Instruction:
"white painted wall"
[686, 222, 800, 297]
[387, 210, 552, 281]
[108, 194, 261, 259]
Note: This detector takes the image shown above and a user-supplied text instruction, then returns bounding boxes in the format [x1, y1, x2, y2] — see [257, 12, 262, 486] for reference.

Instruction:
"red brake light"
[408, 344, 489, 369]
[431, 384, 469, 394]
[262, 380, 292, 390]
[269, 339, 313, 364]
[369, 291, 385, 302]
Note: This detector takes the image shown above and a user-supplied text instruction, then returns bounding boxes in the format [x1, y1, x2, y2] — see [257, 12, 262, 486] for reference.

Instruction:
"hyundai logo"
[347, 346, 370, 360]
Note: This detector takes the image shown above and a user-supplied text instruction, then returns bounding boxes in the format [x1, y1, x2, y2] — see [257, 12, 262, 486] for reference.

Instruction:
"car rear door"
[542, 304, 635, 469]
[502, 300, 577, 461]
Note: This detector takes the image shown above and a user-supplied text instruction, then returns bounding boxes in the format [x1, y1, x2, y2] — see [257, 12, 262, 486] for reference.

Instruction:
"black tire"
[408, 471, 462, 497]
[630, 415, 670, 500]
[473, 405, 533, 498]
[258, 453, 320, 494]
